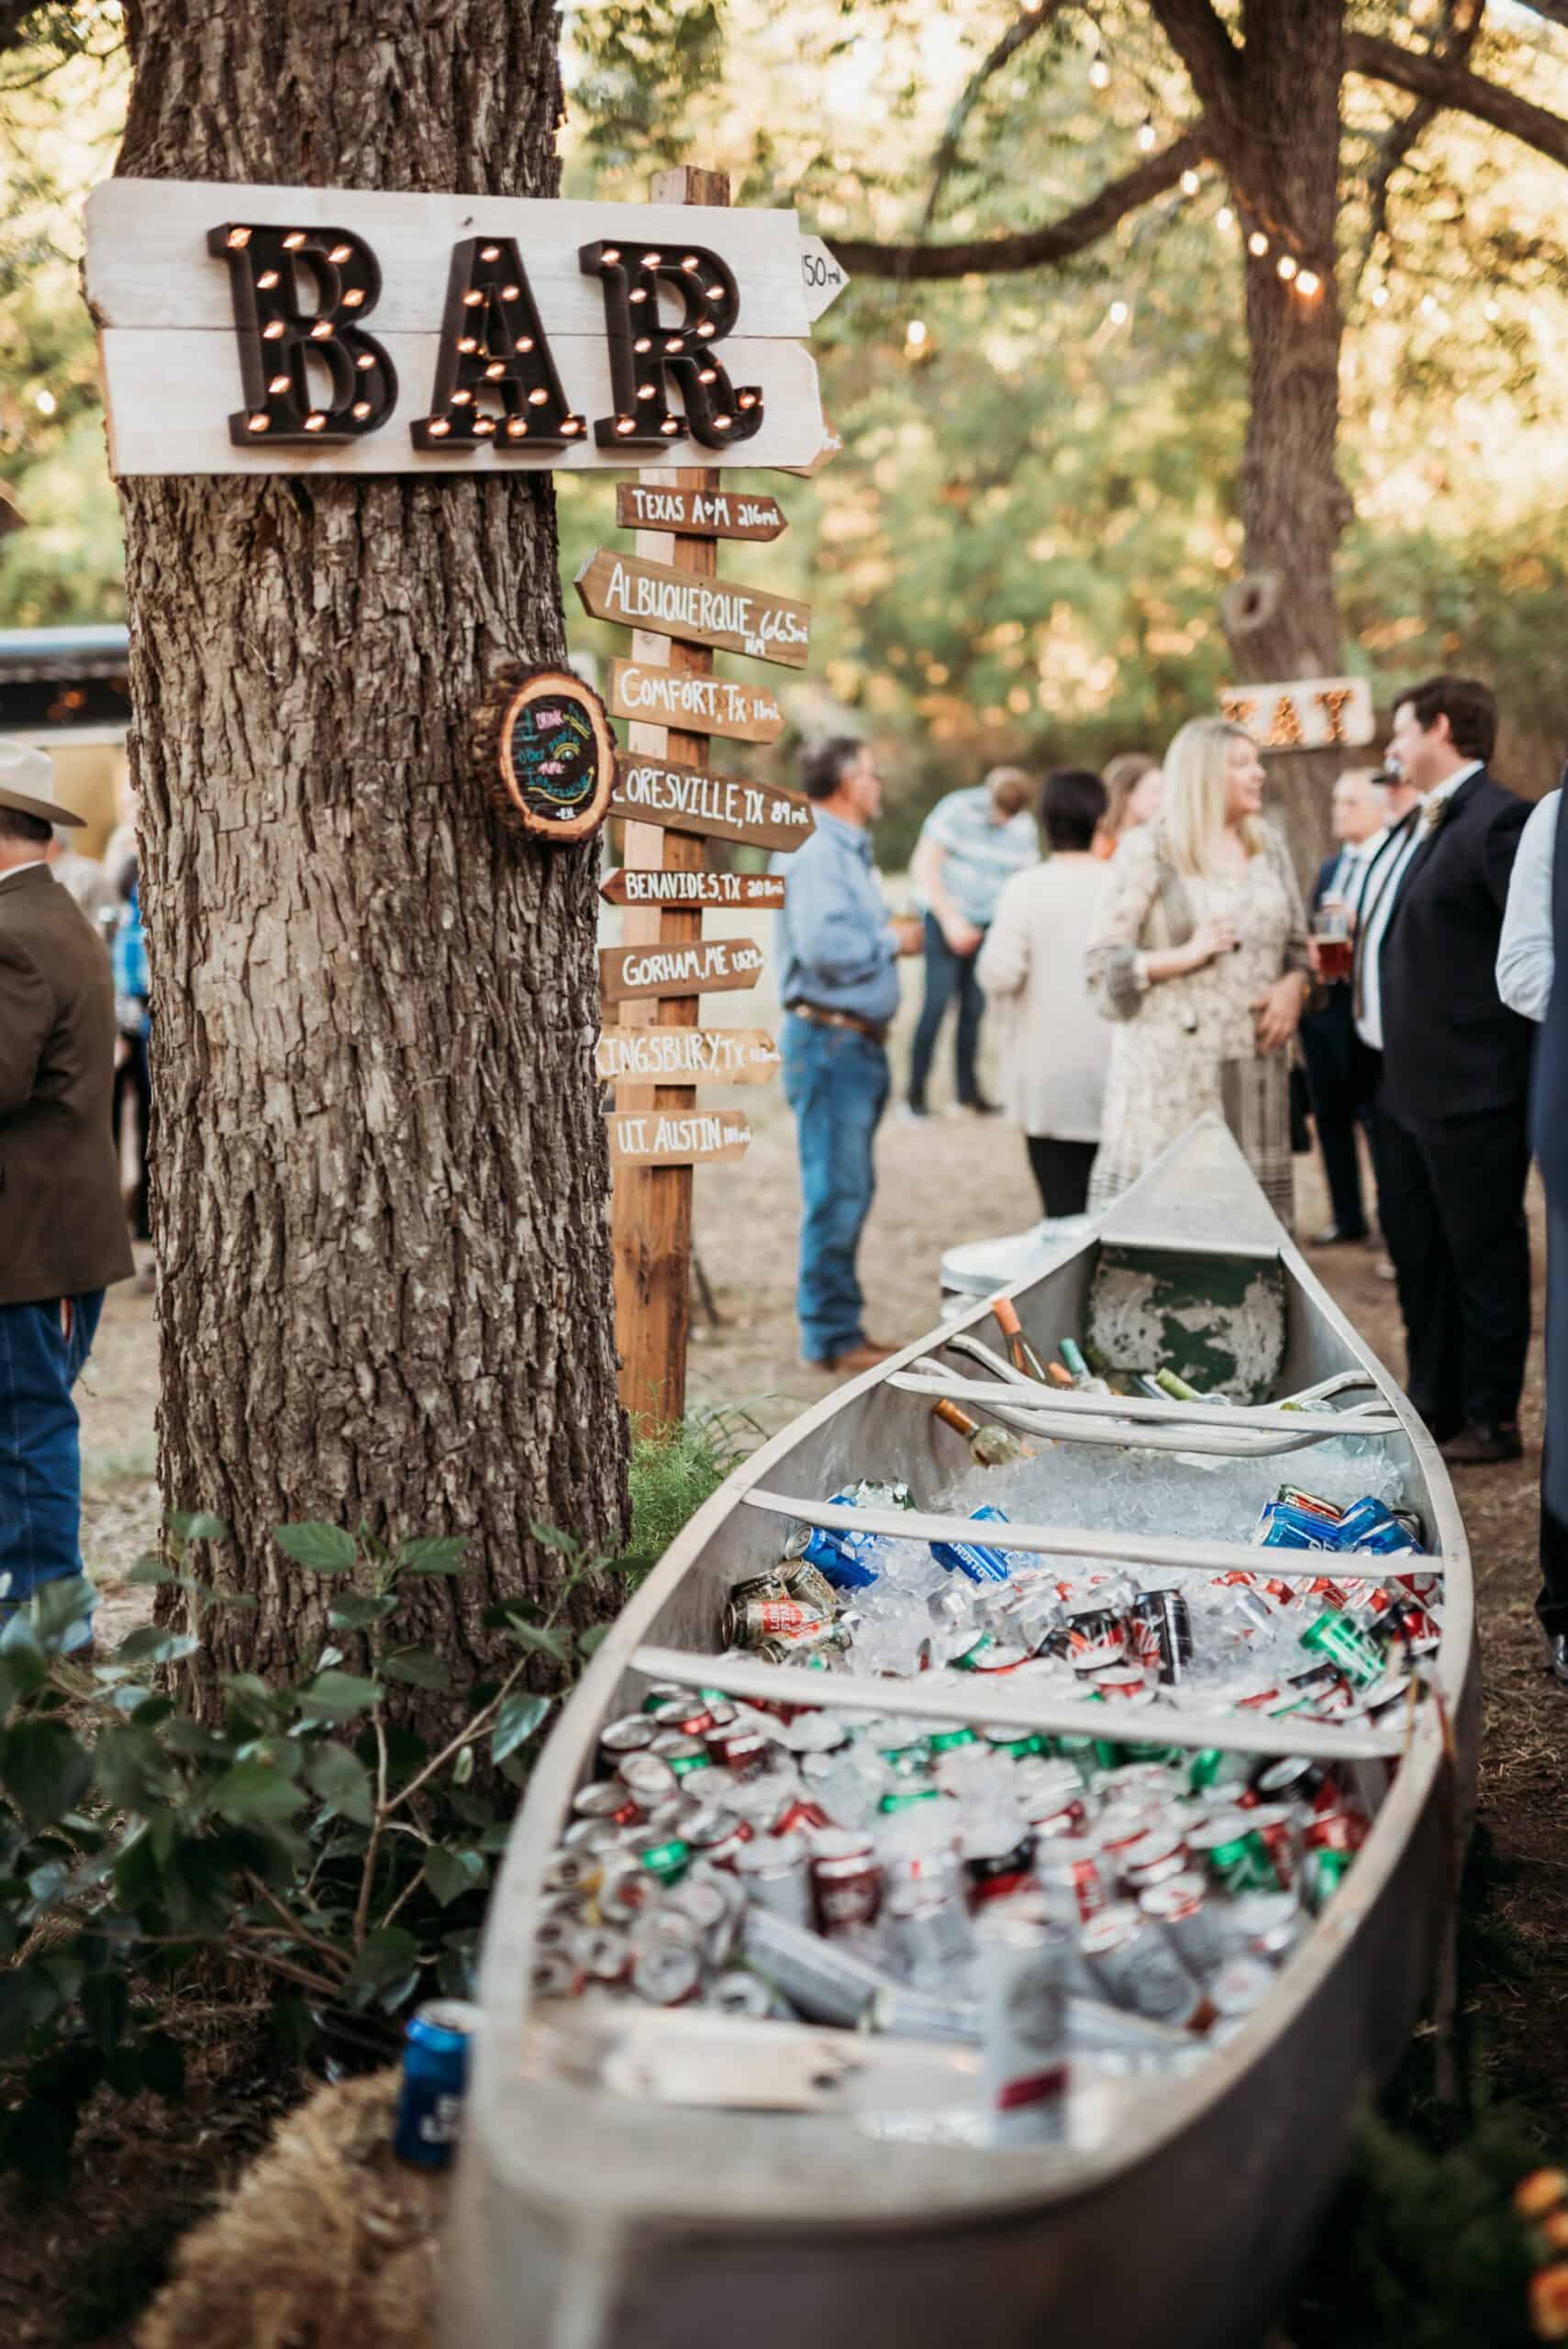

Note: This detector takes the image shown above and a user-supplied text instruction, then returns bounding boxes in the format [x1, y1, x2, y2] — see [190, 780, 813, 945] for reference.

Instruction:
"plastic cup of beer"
[1314, 895, 1352, 983]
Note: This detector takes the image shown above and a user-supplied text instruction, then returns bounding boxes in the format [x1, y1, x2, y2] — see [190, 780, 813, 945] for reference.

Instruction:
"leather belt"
[786, 1000, 890, 1046]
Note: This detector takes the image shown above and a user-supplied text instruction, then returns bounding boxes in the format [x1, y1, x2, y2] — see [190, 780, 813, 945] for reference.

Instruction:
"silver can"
[976, 1909, 1069, 2146]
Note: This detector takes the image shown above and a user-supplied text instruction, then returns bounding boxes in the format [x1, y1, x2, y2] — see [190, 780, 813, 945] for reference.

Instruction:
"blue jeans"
[0, 1292, 104, 1622]
[782, 1015, 890, 1363]
[907, 913, 986, 1108]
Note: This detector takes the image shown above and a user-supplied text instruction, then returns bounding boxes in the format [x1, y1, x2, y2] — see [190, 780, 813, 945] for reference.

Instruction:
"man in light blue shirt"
[906, 767, 1038, 1118]
[775, 738, 922, 1374]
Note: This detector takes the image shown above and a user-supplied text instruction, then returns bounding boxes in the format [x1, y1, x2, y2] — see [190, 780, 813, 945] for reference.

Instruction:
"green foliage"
[623, 1398, 762, 1578]
[0, 1510, 611, 2190]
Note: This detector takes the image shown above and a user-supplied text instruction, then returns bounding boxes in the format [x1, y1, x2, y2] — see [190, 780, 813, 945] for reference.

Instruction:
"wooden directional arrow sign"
[799, 236, 851, 323]
[575, 548, 810, 669]
[599, 933, 765, 1005]
[606, 1108, 753, 1167]
[615, 484, 787, 542]
[595, 1027, 781, 1086]
[606, 661, 786, 745]
[601, 867, 786, 911]
[611, 752, 815, 852]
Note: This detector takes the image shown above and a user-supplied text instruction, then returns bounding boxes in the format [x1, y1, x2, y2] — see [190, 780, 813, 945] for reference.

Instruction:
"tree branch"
[1145, 0, 1242, 129]
[829, 125, 1210, 282]
[1345, 29, 1568, 171]
[920, 1, 1072, 235]
[1354, 0, 1485, 292]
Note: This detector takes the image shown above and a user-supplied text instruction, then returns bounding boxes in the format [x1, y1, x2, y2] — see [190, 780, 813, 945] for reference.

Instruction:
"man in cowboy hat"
[0, 740, 134, 1642]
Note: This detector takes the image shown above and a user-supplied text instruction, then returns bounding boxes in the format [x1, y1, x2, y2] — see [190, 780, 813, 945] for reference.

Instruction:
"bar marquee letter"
[207, 221, 397, 444]
[578, 239, 764, 453]
[412, 237, 584, 452]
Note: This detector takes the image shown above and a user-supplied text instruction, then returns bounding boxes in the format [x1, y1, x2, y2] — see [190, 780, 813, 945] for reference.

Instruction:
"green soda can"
[928, 1727, 978, 1757]
[982, 1728, 1041, 1762]
[1304, 1845, 1354, 1911]
[639, 1838, 690, 1886]
[1300, 1609, 1384, 1690]
[1191, 1816, 1276, 1896]
[1053, 1733, 1098, 1785]
[878, 1786, 942, 1813]
[951, 1632, 996, 1671]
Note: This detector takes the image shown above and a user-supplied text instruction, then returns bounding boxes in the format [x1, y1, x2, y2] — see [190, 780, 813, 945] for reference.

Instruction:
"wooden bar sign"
[576, 548, 810, 669]
[601, 867, 785, 910]
[610, 752, 815, 852]
[606, 660, 785, 744]
[598, 934, 765, 1005]
[607, 1108, 752, 1167]
[595, 1028, 780, 1085]
[614, 484, 787, 541]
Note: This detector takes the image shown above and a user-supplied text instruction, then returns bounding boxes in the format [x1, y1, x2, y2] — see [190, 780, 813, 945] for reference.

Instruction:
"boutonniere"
[1421, 793, 1452, 833]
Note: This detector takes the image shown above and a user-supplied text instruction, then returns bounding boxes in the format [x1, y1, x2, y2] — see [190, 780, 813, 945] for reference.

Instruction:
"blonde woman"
[1084, 718, 1311, 1226]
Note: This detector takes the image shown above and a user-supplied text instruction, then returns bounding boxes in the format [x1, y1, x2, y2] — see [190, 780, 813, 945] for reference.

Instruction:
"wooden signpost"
[606, 1108, 752, 1169]
[600, 868, 785, 910]
[614, 484, 787, 542]
[575, 548, 811, 669]
[594, 164, 846, 1429]
[609, 752, 814, 852]
[606, 660, 785, 744]
[597, 934, 764, 1005]
[595, 1028, 780, 1086]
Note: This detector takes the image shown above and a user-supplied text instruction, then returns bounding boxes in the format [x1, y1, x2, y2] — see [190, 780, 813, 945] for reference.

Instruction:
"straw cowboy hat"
[0, 738, 84, 828]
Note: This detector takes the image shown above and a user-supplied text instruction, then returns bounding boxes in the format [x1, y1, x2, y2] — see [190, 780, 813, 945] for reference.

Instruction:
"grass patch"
[622, 1400, 765, 1582]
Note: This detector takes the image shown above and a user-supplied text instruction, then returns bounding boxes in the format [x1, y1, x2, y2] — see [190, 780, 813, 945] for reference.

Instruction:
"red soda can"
[1245, 1803, 1297, 1890]
[773, 1796, 830, 1838]
[1034, 1841, 1108, 1925]
[810, 1829, 883, 1934]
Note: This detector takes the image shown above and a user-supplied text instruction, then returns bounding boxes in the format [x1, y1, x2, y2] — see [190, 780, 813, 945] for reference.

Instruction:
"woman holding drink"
[1084, 718, 1312, 1227]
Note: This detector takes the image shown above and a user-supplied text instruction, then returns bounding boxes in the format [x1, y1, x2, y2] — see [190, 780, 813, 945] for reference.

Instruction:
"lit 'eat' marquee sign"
[83, 179, 840, 477]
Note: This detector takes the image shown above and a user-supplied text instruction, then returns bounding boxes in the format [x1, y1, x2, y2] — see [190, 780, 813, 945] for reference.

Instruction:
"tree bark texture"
[115, 0, 629, 1696]
[1208, 0, 1357, 877]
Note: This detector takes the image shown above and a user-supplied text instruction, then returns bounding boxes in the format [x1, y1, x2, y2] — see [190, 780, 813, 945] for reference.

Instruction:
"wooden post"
[611, 163, 730, 1434]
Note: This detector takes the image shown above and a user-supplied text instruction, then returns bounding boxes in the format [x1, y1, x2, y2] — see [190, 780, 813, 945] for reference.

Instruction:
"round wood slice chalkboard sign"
[473, 664, 616, 843]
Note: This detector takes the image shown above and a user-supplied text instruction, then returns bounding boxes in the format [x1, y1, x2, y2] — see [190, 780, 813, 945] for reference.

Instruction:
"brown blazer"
[0, 864, 135, 1307]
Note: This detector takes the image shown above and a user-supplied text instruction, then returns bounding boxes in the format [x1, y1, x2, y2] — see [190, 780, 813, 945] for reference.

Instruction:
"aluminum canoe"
[448, 1117, 1478, 2349]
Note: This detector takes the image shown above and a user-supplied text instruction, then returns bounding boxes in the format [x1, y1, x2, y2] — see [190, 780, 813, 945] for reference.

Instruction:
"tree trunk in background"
[1224, 0, 1356, 879]
[115, 0, 628, 1698]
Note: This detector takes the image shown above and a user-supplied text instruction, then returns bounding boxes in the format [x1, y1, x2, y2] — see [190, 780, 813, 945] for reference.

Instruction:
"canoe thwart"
[897, 1370, 1398, 1441]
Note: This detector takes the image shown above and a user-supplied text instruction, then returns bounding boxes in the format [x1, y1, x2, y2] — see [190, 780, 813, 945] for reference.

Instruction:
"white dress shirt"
[1496, 786, 1559, 1024]
[1354, 762, 1482, 1051]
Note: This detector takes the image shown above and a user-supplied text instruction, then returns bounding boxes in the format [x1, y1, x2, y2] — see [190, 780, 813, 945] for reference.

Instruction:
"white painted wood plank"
[96, 328, 825, 476]
[84, 179, 812, 339]
[798, 234, 850, 321]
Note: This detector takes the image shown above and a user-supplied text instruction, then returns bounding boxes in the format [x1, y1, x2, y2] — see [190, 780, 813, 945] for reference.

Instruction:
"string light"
[1371, 284, 1390, 307]
[32, 388, 55, 415]
[1248, 230, 1269, 257]
[1217, 205, 1234, 231]
[906, 317, 928, 350]
[1089, 53, 1110, 87]
[1296, 268, 1321, 298]
[1137, 118, 1157, 152]
[1485, 298, 1500, 321]
[1108, 299, 1129, 325]
[1277, 254, 1297, 281]
[1420, 292, 1439, 317]
[1180, 169, 1200, 195]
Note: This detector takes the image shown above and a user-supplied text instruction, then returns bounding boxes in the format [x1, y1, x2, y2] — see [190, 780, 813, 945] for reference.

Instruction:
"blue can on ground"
[394, 1998, 482, 2169]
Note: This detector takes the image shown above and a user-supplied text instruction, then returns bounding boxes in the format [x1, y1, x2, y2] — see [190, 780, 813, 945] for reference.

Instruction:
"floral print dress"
[1083, 820, 1310, 1228]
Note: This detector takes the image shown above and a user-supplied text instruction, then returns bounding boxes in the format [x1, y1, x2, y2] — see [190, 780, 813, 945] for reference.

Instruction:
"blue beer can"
[930, 1503, 1014, 1586]
[1335, 1497, 1424, 1556]
[393, 1998, 481, 2169]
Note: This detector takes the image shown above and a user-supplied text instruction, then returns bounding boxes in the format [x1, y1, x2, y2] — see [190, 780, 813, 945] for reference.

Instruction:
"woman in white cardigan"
[977, 769, 1111, 1218]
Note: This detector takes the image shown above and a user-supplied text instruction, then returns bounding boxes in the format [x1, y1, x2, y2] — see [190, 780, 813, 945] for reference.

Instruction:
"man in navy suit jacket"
[1377, 675, 1532, 1463]
[1299, 769, 1387, 1246]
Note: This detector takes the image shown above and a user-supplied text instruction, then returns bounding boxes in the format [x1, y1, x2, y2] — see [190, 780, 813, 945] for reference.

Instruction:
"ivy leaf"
[5, 1720, 94, 1833]
[328, 1593, 399, 1631]
[272, 1524, 358, 1575]
[423, 1847, 485, 1908]
[168, 1511, 229, 1543]
[114, 1628, 201, 1667]
[576, 1623, 613, 1660]
[28, 1575, 95, 1646]
[342, 1925, 419, 1997]
[305, 1743, 375, 1828]
[396, 1537, 469, 1575]
[295, 1672, 383, 1718]
[452, 1744, 475, 1787]
[528, 1520, 582, 1558]
[498, 1620, 571, 1664]
[127, 1558, 176, 1587]
[492, 1693, 550, 1765]
[381, 1650, 451, 1692]
[212, 1758, 308, 1825]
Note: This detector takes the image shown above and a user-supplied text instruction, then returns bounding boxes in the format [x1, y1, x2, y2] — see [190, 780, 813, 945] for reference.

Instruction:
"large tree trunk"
[116, 0, 628, 1697]
[1224, 0, 1356, 879]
